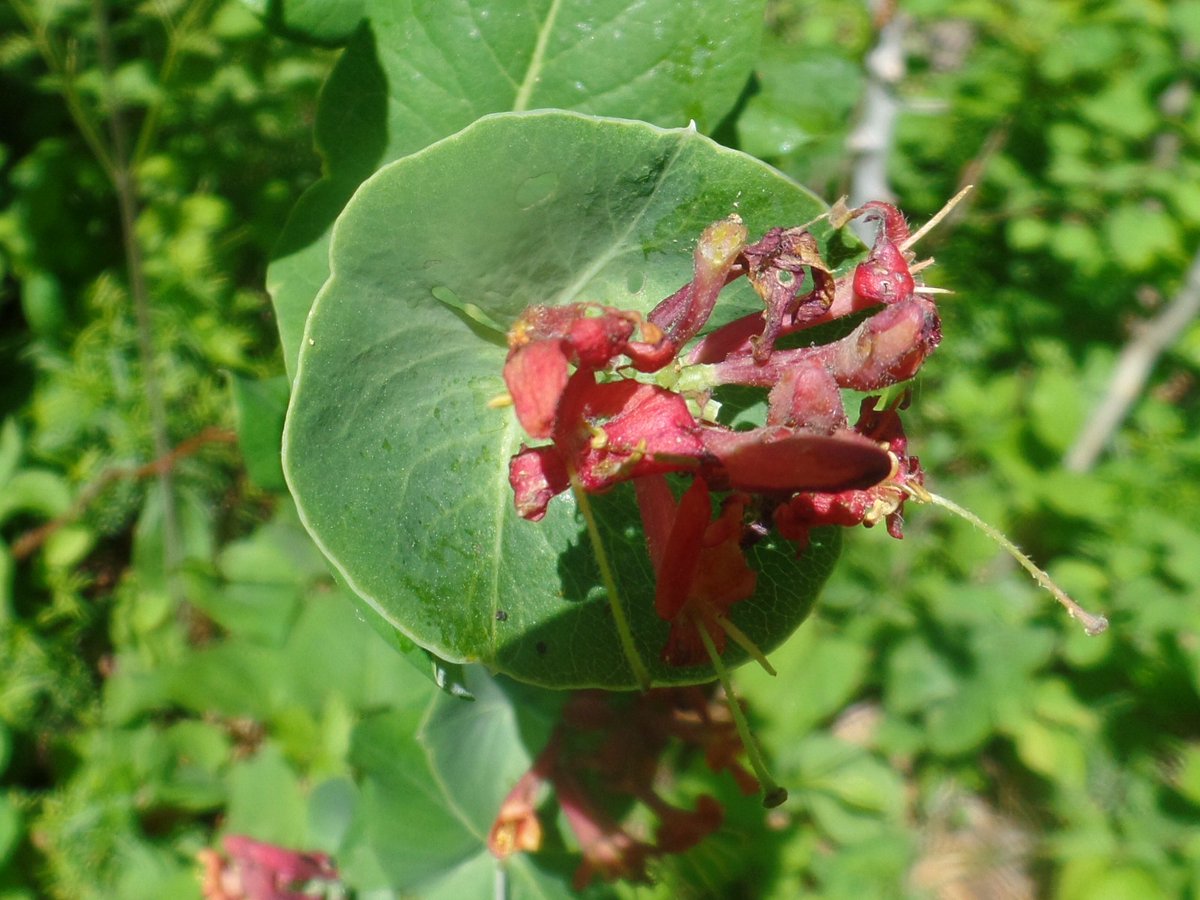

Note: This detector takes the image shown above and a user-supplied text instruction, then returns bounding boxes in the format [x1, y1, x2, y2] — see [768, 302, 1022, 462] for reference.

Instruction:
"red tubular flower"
[711, 294, 941, 396]
[765, 356, 846, 431]
[775, 398, 926, 549]
[555, 770, 656, 890]
[636, 477, 756, 666]
[508, 445, 569, 521]
[490, 689, 756, 888]
[503, 303, 670, 439]
[699, 426, 893, 494]
[503, 339, 570, 440]
[488, 764, 547, 858]
[557, 379, 706, 490]
[742, 226, 835, 362]
[199, 835, 338, 900]
[852, 232, 915, 305]
[817, 295, 941, 390]
[648, 793, 724, 854]
[648, 215, 747, 348]
[502, 199, 948, 666]
[687, 200, 919, 365]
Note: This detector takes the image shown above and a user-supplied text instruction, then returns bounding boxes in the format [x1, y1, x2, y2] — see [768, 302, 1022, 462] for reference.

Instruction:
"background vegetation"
[1, 0, 1198, 897]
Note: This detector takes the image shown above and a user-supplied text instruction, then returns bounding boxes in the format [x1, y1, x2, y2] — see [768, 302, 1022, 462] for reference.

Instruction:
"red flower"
[506, 377, 706, 520]
[502, 200, 945, 665]
[775, 399, 927, 549]
[489, 689, 756, 888]
[636, 476, 757, 666]
[199, 835, 337, 900]
[488, 764, 546, 858]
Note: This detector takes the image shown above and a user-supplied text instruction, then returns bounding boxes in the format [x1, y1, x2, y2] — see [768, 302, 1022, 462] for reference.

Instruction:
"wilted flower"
[502, 199, 941, 665]
[198, 835, 338, 900]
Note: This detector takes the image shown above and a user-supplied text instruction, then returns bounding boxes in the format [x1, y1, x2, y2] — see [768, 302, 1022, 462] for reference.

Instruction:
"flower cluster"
[489, 687, 759, 889]
[502, 200, 943, 666]
[199, 835, 339, 900]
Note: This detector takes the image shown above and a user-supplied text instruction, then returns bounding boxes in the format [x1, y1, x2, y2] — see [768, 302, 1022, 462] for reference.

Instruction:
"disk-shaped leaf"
[284, 111, 848, 689]
[268, 0, 766, 376]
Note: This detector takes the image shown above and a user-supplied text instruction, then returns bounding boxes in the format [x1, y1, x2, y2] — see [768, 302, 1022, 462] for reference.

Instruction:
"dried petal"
[509, 445, 569, 521]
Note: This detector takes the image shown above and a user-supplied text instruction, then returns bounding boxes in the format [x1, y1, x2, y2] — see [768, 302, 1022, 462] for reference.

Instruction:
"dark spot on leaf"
[536, 641, 548, 656]
[495, 609, 508, 622]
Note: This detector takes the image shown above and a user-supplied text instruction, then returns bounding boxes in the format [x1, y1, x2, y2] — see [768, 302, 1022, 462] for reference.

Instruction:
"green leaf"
[0, 419, 21, 489]
[785, 735, 906, 844]
[284, 111, 843, 688]
[131, 485, 215, 590]
[1059, 864, 1166, 900]
[0, 469, 70, 524]
[419, 669, 562, 836]
[739, 622, 870, 737]
[884, 635, 958, 715]
[269, 0, 767, 376]
[223, 742, 309, 845]
[738, 49, 862, 161]
[1173, 743, 1200, 806]
[347, 708, 487, 887]
[1104, 203, 1182, 271]
[1171, 1, 1200, 46]
[230, 374, 290, 491]
[245, 0, 367, 45]
[0, 792, 20, 867]
[1079, 76, 1158, 141]
[0, 543, 13, 626]
[925, 681, 994, 756]
[348, 672, 591, 896]
[1012, 717, 1088, 789]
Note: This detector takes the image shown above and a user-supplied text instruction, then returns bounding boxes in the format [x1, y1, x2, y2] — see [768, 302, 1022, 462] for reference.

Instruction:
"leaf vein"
[513, 0, 564, 111]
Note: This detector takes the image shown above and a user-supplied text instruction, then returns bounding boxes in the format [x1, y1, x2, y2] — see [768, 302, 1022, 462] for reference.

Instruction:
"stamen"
[714, 615, 777, 676]
[909, 257, 936, 274]
[906, 484, 1109, 636]
[912, 286, 954, 296]
[696, 616, 788, 808]
[488, 392, 514, 408]
[900, 185, 974, 252]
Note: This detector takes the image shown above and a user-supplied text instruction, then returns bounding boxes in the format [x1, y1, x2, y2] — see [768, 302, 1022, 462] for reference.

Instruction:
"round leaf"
[268, 0, 767, 376]
[284, 111, 849, 689]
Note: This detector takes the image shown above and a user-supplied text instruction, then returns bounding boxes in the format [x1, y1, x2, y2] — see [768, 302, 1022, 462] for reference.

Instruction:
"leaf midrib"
[513, 0, 565, 111]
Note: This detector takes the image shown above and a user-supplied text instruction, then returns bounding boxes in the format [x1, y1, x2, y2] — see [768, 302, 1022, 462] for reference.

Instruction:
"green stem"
[91, 0, 184, 601]
[568, 470, 651, 690]
[10, 0, 117, 180]
[696, 618, 787, 808]
[133, 0, 215, 166]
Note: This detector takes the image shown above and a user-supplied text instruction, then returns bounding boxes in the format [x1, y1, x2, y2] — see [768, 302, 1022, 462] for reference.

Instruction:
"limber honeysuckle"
[199, 834, 338, 900]
[505, 198, 936, 672]
[500, 190, 1109, 684]
[494, 193, 1110, 876]
[489, 688, 751, 890]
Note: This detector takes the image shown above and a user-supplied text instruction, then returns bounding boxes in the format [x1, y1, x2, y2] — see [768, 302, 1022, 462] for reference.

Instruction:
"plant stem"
[568, 470, 652, 690]
[696, 619, 787, 808]
[91, 0, 184, 598]
[10, 0, 117, 180]
[133, 0, 215, 166]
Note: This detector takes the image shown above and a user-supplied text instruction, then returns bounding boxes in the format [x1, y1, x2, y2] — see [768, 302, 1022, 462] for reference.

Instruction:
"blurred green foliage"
[0, 0, 1197, 897]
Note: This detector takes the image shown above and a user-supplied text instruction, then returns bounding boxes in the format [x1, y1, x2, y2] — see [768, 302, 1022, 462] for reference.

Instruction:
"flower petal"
[700, 427, 892, 493]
